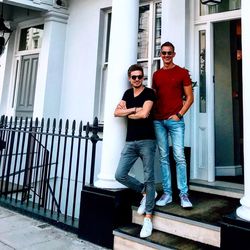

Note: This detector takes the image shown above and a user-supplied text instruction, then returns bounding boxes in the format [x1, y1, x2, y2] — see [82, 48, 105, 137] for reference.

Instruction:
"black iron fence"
[0, 115, 102, 231]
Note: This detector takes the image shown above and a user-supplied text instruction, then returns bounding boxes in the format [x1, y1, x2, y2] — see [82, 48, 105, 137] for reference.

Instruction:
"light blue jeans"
[115, 140, 156, 214]
[153, 119, 188, 196]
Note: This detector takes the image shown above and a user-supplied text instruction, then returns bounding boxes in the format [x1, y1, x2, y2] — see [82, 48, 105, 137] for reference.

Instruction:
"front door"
[193, 8, 242, 184]
[15, 54, 39, 118]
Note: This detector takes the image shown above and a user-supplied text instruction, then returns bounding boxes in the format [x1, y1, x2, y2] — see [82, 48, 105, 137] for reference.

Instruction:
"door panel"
[194, 24, 214, 181]
[15, 54, 39, 118]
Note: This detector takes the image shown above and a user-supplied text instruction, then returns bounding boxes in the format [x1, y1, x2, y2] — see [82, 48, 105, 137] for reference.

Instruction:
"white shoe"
[180, 194, 193, 208]
[137, 192, 158, 215]
[156, 193, 172, 206]
[140, 217, 153, 238]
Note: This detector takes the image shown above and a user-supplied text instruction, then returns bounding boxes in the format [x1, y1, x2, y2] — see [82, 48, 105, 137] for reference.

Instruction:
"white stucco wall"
[0, 31, 16, 116]
[59, 0, 111, 123]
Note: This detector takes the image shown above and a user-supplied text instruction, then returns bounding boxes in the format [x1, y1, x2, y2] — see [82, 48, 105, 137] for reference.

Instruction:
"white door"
[194, 23, 242, 183]
[193, 24, 215, 182]
[15, 54, 39, 118]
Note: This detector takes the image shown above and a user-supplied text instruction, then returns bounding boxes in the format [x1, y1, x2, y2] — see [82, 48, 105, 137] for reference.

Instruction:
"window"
[96, 1, 162, 122]
[19, 24, 44, 51]
[199, 30, 206, 113]
[200, 0, 241, 16]
[138, 2, 162, 86]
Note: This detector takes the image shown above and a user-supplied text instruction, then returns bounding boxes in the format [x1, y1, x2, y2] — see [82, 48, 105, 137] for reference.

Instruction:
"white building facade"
[0, 0, 250, 221]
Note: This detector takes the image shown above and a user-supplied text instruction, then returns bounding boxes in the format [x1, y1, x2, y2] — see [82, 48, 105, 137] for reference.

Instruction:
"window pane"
[154, 2, 162, 57]
[138, 61, 148, 86]
[199, 30, 206, 113]
[152, 59, 161, 73]
[19, 24, 44, 51]
[138, 5, 150, 59]
[200, 0, 241, 16]
[105, 13, 112, 63]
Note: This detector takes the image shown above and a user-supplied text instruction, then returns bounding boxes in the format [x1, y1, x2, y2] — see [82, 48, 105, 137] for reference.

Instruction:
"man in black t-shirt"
[114, 64, 157, 238]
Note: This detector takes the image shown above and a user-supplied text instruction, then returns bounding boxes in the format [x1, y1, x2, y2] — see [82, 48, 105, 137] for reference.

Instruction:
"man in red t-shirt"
[152, 41, 194, 208]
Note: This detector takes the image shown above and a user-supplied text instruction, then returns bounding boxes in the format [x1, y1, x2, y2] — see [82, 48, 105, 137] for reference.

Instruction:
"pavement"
[0, 206, 109, 250]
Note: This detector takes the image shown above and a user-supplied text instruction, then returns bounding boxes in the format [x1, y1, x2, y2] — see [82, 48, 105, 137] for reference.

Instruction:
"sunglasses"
[131, 75, 143, 80]
[161, 51, 174, 56]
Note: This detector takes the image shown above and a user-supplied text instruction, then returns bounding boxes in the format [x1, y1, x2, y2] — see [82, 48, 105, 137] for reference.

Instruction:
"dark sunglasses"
[161, 51, 174, 56]
[131, 75, 143, 80]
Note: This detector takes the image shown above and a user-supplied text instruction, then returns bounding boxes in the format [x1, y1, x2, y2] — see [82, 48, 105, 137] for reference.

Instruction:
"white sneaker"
[140, 217, 153, 238]
[180, 194, 193, 208]
[137, 192, 158, 215]
[156, 193, 172, 206]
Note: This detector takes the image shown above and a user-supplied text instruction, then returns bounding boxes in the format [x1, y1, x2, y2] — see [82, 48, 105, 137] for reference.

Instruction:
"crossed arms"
[114, 100, 154, 119]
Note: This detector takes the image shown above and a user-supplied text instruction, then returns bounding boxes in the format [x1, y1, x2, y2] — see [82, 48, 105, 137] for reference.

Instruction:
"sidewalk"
[0, 206, 109, 250]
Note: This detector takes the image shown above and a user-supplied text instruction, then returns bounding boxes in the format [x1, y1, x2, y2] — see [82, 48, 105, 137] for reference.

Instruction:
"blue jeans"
[115, 140, 156, 214]
[153, 119, 188, 196]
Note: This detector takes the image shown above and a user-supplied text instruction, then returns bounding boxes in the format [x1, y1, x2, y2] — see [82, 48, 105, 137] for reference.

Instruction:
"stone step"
[113, 223, 219, 250]
[189, 179, 243, 199]
[132, 191, 240, 248]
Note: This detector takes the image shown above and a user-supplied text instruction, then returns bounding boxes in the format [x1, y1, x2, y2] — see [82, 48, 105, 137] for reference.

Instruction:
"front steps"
[113, 190, 240, 249]
[132, 208, 220, 247]
[114, 224, 218, 250]
[189, 179, 243, 199]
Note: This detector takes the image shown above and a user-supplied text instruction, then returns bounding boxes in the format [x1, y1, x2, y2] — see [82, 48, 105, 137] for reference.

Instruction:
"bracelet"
[135, 107, 137, 114]
[176, 112, 183, 119]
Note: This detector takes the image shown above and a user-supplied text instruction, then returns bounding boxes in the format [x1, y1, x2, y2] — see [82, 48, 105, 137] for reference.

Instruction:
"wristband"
[176, 113, 183, 119]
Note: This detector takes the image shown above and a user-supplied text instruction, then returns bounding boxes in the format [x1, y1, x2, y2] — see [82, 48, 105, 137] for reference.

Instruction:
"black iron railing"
[0, 115, 102, 229]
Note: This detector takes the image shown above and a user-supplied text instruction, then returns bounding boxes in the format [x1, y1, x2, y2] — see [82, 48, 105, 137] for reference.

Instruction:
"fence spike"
[14, 116, 18, 128]
[19, 117, 23, 129]
[9, 116, 13, 127]
[93, 117, 98, 127]
[53, 118, 56, 132]
[35, 117, 39, 128]
[59, 119, 62, 132]
[4, 115, 8, 127]
[46, 118, 50, 132]
[79, 121, 83, 135]
[24, 117, 28, 128]
[72, 120, 76, 133]
[92, 117, 99, 137]
[41, 118, 44, 132]
[29, 117, 33, 130]
[85, 122, 90, 136]
[65, 119, 69, 131]
[0, 115, 4, 126]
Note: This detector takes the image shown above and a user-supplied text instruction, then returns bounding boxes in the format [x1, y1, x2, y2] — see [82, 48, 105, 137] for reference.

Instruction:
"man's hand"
[114, 100, 136, 117]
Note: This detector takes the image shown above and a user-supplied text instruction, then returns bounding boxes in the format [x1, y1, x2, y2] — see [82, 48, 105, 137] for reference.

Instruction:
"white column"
[33, 11, 68, 119]
[236, 0, 250, 221]
[95, 0, 139, 188]
[161, 0, 186, 66]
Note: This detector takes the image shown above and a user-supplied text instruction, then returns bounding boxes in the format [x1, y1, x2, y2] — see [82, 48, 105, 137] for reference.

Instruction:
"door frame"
[7, 18, 43, 117]
[192, 5, 241, 182]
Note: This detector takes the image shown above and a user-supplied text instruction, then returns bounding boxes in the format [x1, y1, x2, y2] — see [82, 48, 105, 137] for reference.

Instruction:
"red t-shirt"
[152, 65, 191, 120]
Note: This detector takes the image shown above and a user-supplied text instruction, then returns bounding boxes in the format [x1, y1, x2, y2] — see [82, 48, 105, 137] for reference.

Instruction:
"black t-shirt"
[122, 87, 156, 141]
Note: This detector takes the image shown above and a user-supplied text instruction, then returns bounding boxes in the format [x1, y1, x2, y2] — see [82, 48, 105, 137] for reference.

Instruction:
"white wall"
[59, 0, 111, 123]
[0, 31, 16, 116]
